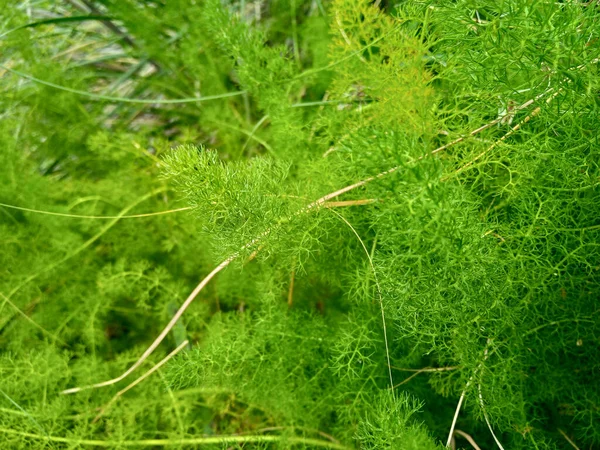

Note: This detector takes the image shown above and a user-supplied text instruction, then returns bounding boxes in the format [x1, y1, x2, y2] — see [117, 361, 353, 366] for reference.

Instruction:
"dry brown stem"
[92, 340, 189, 423]
[454, 429, 482, 450]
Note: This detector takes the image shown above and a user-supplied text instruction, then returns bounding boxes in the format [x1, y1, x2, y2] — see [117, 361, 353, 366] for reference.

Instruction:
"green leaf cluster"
[1, 0, 598, 449]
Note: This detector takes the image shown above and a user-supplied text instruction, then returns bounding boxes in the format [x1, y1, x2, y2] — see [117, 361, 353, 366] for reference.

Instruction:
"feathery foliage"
[1, 0, 598, 449]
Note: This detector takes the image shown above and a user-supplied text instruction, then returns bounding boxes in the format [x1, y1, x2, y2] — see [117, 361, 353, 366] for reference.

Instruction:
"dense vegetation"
[1, 0, 599, 448]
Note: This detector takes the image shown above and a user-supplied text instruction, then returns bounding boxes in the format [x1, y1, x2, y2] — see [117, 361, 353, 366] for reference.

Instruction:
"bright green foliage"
[1, 0, 599, 449]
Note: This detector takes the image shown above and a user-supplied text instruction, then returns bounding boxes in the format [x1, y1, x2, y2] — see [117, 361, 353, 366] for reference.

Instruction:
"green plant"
[1, 0, 598, 449]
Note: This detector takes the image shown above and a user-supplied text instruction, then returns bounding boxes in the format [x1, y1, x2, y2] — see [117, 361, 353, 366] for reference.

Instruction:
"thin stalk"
[446, 384, 470, 447]
[287, 265, 295, 307]
[477, 344, 504, 450]
[0, 428, 350, 449]
[0, 188, 168, 333]
[0, 292, 67, 345]
[446, 340, 493, 447]
[328, 208, 394, 392]
[0, 202, 191, 219]
[454, 430, 482, 450]
[558, 429, 581, 450]
[0, 389, 48, 437]
[61, 254, 238, 394]
[93, 340, 189, 423]
[391, 366, 458, 388]
[1, 65, 245, 104]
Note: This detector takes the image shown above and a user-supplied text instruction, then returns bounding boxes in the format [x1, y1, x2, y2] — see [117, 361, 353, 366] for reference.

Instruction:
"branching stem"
[92, 340, 189, 423]
[453, 429, 482, 450]
[446, 340, 493, 448]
